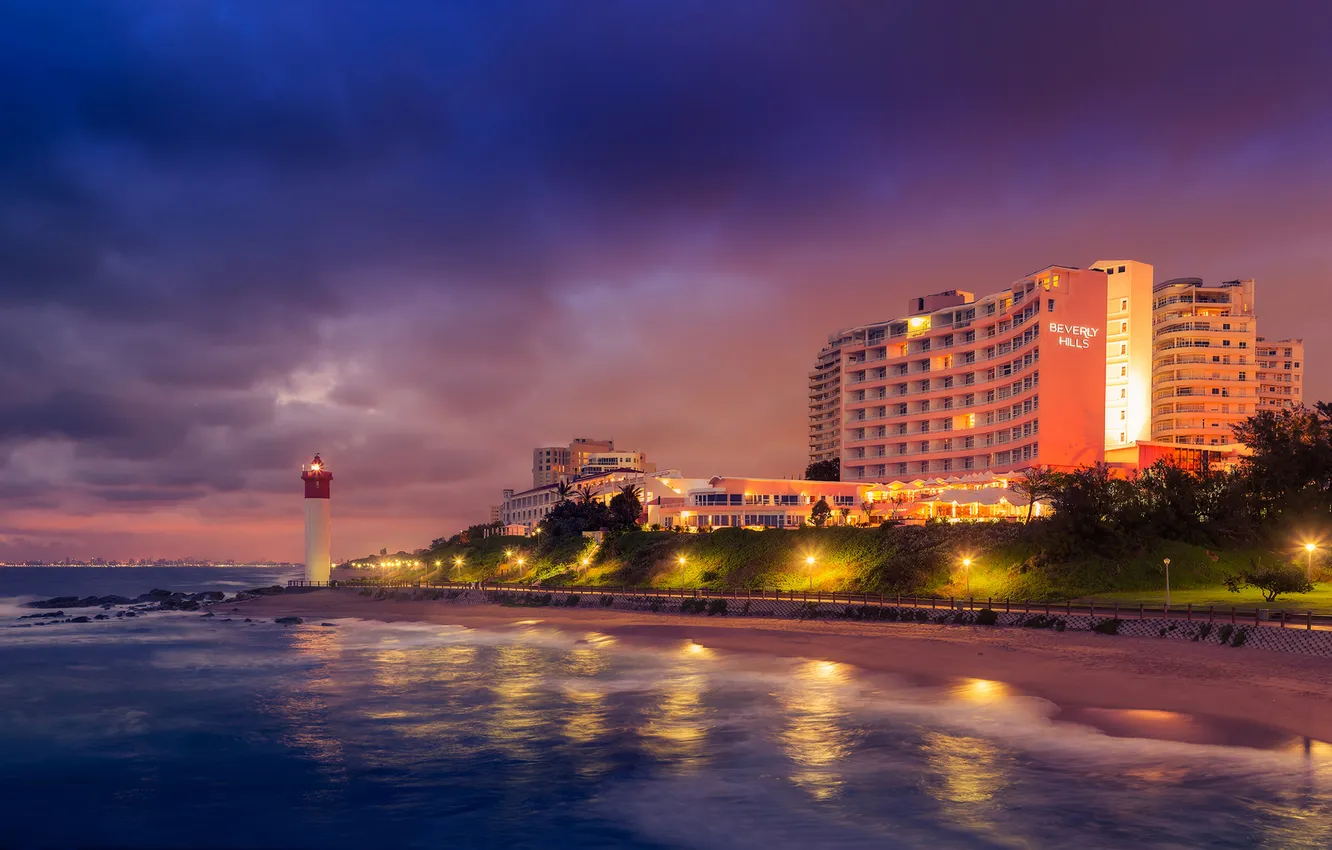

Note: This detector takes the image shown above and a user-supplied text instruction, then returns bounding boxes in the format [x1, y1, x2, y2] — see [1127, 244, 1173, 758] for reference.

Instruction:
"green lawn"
[1087, 583, 1332, 612]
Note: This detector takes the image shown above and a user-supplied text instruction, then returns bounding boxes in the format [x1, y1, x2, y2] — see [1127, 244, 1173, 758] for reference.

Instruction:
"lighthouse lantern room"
[301, 454, 333, 583]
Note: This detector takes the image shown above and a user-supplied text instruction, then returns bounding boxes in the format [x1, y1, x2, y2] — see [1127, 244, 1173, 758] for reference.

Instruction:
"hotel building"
[1150, 278, 1257, 445]
[500, 467, 700, 532]
[531, 437, 651, 488]
[659, 476, 1041, 530]
[1256, 337, 1304, 411]
[809, 328, 863, 465]
[828, 265, 1111, 482]
[1095, 260, 1154, 448]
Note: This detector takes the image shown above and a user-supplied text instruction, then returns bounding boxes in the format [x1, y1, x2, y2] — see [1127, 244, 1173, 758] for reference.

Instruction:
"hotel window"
[1118, 266, 1125, 273]
[1120, 366, 1127, 376]
[1047, 299, 1055, 312]
[1120, 322, 1127, 333]
[1120, 299, 1127, 310]
[1120, 344, 1127, 355]
[1120, 389, 1126, 398]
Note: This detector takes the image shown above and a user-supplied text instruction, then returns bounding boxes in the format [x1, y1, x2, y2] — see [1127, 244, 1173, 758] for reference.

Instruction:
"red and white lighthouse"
[301, 454, 333, 583]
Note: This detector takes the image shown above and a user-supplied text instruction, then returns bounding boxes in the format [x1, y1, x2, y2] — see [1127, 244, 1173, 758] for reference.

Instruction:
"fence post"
[1187, 603, 1192, 622]
[1231, 607, 1235, 624]
[1067, 600, 1072, 617]
[1280, 610, 1286, 629]
[1209, 605, 1214, 622]
[1139, 603, 1144, 620]
[1308, 611, 1313, 631]
[1090, 601, 1095, 619]
[1005, 598, 1010, 613]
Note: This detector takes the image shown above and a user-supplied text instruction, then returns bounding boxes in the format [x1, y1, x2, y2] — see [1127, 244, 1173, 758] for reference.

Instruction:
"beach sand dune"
[240, 589, 1332, 745]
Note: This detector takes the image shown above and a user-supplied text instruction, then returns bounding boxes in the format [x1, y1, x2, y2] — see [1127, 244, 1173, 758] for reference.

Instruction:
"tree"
[607, 485, 644, 532]
[1010, 465, 1058, 523]
[539, 499, 612, 544]
[1232, 403, 1332, 527]
[838, 507, 851, 526]
[809, 497, 832, 528]
[860, 500, 875, 525]
[555, 481, 574, 503]
[573, 484, 596, 504]
[804, 458, 840, 481]
[1224, 559, 1315, 602]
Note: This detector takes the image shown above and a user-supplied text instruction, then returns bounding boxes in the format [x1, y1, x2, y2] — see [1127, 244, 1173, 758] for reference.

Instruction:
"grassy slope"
[370, 526, 1329, 609]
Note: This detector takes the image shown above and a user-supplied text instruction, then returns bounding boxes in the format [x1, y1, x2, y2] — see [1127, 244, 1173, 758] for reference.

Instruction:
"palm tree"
[618, 484, 642, 502]
[555, 481, 573, 503]
[860, 500, 875, 525]
[574, 484, 596, 504]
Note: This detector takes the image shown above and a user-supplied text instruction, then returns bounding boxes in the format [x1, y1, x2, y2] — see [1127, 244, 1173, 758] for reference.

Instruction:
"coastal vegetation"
[366, 403, 1332, 607]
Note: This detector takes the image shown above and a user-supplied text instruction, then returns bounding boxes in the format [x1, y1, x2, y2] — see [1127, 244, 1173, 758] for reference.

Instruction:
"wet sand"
[237, 589, 1332, 747]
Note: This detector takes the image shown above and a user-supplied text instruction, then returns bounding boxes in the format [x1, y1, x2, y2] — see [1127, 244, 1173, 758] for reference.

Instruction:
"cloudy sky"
[2, 1, 1329, 561]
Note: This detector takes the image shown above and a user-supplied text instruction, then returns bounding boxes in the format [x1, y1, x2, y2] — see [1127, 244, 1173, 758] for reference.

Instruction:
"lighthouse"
[301, 454, 333, 583]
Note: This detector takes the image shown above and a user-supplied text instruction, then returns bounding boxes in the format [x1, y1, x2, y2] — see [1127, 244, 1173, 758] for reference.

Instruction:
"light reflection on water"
[4, 614, 1332, 849]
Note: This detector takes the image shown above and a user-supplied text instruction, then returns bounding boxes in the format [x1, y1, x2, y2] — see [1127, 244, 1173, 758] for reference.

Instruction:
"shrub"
[1195, 622, 1213, 641]
[1217, 623, 1235, 643]
[975, 608, 999, 626]
[1223, 560, 1314, 603]
[648, 600, 662, 613]
[565, 594, 581, 607]
[706, 598, 728, 616]
[1230, 627, 1248, 647]
[701, 570, 718, 583]
[914, 609, 930, 623]
[679, 598, 707, 614]
[1092, 618, 1121, 636]
[600, 594, 614, 607]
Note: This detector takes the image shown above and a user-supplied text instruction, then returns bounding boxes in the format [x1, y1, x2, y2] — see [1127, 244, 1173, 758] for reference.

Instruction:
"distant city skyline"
[1, 1, 1329, 560]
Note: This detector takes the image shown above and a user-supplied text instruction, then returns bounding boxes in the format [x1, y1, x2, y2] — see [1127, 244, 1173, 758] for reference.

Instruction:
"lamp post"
[453, 556, 463, 582]
[962, 557, 972, 597]
[1305, 543, 1318, 582]
[805, 555, 815, 591]
[1163, 558, 1171, 611]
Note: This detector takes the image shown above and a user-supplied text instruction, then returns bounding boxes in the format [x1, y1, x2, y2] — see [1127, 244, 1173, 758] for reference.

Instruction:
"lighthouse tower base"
[304, 498, 331, 583]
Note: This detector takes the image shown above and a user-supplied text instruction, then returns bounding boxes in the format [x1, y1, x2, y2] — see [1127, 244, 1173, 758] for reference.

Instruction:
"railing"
[288, 579, 1332, 630]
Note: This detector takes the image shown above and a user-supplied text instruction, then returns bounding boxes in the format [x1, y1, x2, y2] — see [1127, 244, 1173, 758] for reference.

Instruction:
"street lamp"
[1163, 558, 1171, 611]
[1306, 543, 1319, 582]
[805, 555, 815, 591]
[453, 556, 463, 581]
[677, 554, 687, 567]
[962, 557, 972, 597]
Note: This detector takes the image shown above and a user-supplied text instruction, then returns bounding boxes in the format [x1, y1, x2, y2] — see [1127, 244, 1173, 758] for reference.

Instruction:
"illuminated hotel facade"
[828, 265, 1113, 482]
[813, 263, 1304, 480]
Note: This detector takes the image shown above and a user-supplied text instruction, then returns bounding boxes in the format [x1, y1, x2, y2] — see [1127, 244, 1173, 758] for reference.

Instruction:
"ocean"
[3, 566, 1331, 849]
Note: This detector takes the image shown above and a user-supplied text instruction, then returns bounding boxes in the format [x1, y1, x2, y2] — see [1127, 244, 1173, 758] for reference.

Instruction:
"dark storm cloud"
[0, 0, 1329, 557]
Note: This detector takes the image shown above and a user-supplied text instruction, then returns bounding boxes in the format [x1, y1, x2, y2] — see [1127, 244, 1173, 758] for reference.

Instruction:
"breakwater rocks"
[12, 585, 290, 627]
[353, 587, 1332, 660]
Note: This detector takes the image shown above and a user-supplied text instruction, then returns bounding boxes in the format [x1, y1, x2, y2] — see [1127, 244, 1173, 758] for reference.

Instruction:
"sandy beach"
[239, 588, 1332, 746]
